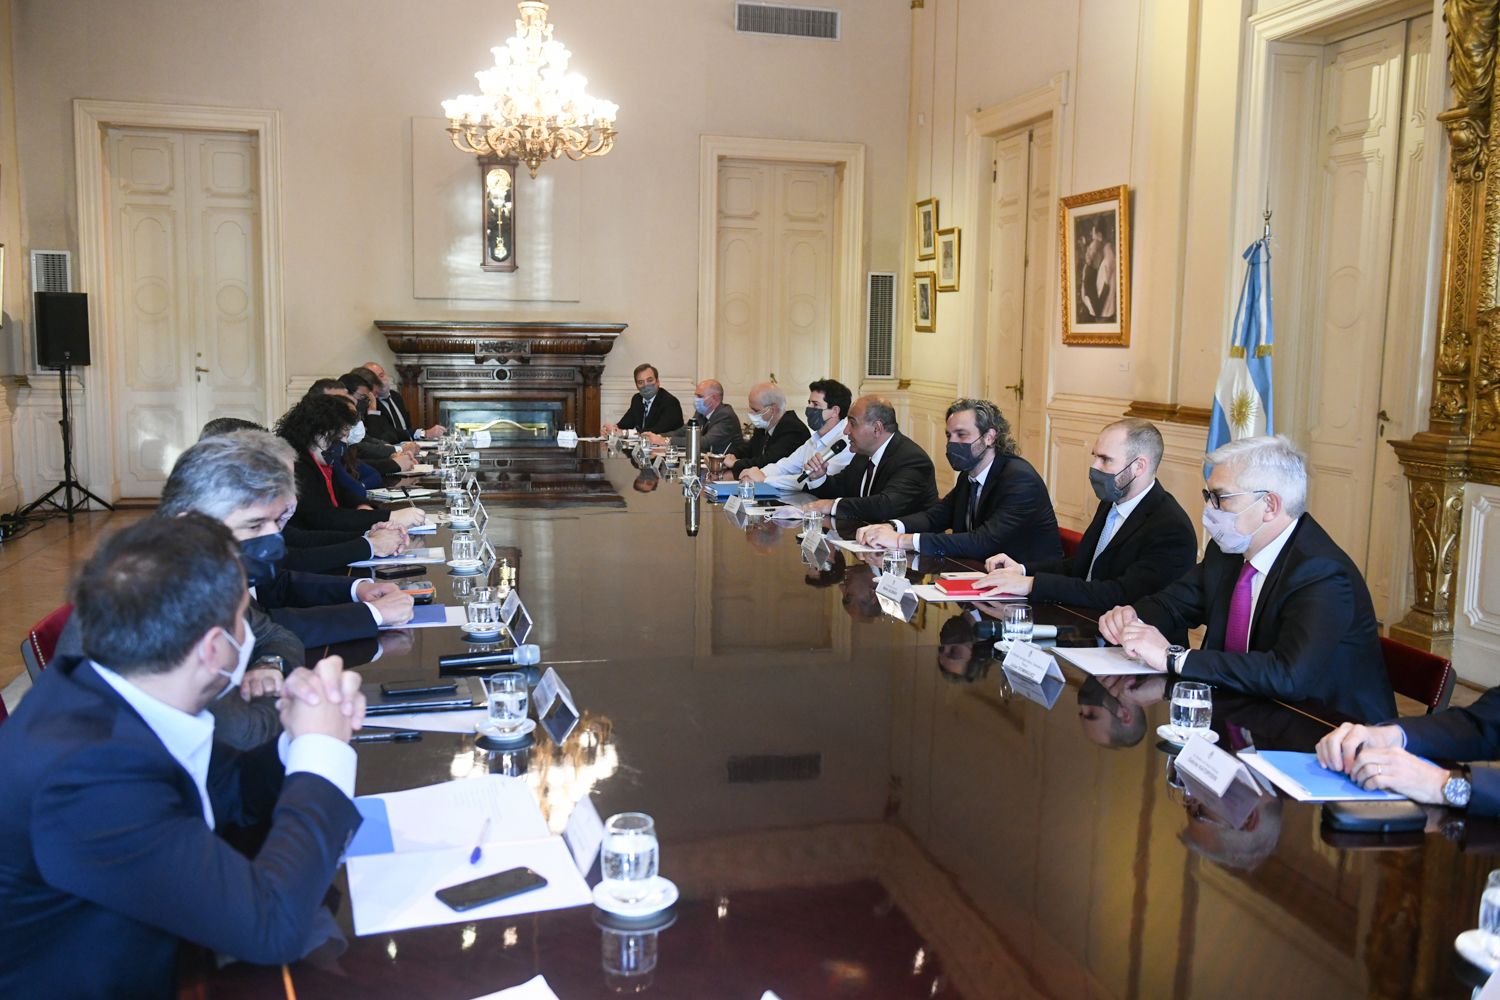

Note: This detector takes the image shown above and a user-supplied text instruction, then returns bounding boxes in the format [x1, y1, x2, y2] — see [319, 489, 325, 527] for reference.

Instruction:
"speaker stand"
[21, 364, 113, 523]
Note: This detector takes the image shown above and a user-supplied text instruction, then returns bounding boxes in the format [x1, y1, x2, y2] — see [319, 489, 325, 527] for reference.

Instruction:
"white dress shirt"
[1085, 478, 1156, 579]
[762, 418, 852, 490]
[92, 661, 358, 829]
[892, 453, 993, 551]
[818, 434, 893, 515]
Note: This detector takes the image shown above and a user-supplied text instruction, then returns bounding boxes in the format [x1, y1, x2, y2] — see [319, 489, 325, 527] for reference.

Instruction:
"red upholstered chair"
[1059, 528, 1084, 560]
[1380, 635, 1454, 715]
[21, 603, 73, 683]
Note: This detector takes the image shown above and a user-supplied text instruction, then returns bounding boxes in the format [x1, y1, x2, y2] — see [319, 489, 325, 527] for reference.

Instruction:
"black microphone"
[796, 438, 848, 484]
[437, 644, 541, 670]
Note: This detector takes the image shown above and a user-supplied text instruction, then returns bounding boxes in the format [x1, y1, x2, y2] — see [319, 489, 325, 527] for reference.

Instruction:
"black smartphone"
[397, 578, 436, 604]
[435, 867, 548, 911]
[375, 564, 427, 580]
[380, 679, 458, 696]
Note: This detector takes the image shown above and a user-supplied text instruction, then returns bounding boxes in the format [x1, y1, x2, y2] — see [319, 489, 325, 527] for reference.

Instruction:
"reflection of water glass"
[448, 500, 470, 522]
[482, 674, 528, 733]
[451, 575, 476, 602]
[601, 927, 659, 991]
[1002, 605, 1033, 643]
[452, 534, 478, 562]
[1170, 682, 1213, 736]
[882, 548, 908, 577]
[602, 812, 660, 904]
[1481, 870, 1500, 958]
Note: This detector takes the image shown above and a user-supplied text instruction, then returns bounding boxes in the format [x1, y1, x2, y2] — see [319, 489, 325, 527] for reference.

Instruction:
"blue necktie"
[1087, 507, 1121, 581]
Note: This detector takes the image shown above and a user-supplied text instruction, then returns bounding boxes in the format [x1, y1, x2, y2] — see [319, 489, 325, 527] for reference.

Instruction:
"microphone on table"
[437, 644, 542, 670]
[796, 438, 848, 485]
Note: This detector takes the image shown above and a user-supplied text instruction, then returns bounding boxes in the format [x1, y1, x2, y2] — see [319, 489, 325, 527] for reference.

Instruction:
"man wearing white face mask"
[722, 382, 809, 473]
[1099, 434, 1394, 722]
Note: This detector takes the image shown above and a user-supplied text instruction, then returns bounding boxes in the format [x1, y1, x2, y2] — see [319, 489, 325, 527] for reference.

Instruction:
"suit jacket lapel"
[1247, 518, 1306, 646]
[871, 434, 903, 493]
[1105, 482, 1161, 555]
[1074, 499, 1112, 574]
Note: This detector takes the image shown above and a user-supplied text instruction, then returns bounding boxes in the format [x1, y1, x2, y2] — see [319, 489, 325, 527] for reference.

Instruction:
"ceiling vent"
[735, 3, 841, 41]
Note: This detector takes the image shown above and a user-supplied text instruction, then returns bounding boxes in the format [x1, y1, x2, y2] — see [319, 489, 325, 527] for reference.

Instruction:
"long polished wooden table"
[195, 445, 1498, 999]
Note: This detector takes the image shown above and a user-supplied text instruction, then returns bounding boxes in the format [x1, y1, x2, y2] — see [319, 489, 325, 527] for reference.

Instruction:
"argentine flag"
[1205, 237, 1273, 475]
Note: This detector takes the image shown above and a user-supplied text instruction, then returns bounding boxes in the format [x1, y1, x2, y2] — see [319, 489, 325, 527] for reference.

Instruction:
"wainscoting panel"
[13, 375, 98, 506]
[1456, 483, 1500, 687]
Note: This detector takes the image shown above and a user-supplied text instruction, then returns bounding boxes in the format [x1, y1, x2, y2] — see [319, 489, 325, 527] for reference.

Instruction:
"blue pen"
[469, 817, 491, 865]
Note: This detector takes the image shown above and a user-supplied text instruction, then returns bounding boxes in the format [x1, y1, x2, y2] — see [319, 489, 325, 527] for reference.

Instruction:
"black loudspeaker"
[35, 291, 91, 368]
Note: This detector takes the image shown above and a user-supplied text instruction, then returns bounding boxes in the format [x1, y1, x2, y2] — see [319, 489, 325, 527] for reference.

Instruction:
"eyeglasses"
[1201, 488, 1268, 511]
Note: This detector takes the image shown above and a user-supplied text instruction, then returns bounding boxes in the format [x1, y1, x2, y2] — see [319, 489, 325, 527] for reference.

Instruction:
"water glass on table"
[881, 547, 908, 578]
[1002, 604, 1033, 644]
[466, 596, 500, 630]
[1170, 681, 1213, 738]
[1481, 869, 1500, 958]
[482, 673, 529, 734]
[601, 812, 660, 904]
[737, 479, 756, 503]
[451, 533, 478, 563]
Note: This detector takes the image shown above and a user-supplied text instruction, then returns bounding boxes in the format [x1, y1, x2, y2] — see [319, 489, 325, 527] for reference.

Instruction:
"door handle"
[1004, 377, 1024, 401]
[1377, 408, 1390, 437]
[195, 366, 210, 373]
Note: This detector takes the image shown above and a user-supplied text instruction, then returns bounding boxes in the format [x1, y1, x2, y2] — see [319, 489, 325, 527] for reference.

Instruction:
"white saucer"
[592, 876, 679, 918]
[461, 622, 503, 639]
[475, 718, 536, 741]
[1156, 725, 1219, 748]
[448, 519, 475, 530]
[1457, 930, 1500, 974]
[447, 559, 484, 573]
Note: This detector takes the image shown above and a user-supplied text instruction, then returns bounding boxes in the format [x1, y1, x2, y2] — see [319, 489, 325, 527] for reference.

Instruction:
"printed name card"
[534, 667, 580, 745]
[875, 572, 912, 602]
[1175, 733, 1252, 798]
[724, 494, 743, 515]
[562, 795, 604, 876]
[1001, 641, 1060, 685]
[799, 521, 824, 555]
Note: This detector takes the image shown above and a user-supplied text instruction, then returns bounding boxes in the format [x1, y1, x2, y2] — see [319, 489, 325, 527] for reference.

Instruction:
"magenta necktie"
[1225, 562, 1257, 653]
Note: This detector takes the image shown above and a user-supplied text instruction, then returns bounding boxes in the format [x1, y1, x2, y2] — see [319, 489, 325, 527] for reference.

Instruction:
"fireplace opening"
[438, 400, 563, 442]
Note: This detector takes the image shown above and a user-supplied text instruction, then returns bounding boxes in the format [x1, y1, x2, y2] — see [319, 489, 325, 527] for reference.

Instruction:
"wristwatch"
[1443, 769, 1472, 809]
[1165, 645, 1188, 672]
[250, 654, 285, 675]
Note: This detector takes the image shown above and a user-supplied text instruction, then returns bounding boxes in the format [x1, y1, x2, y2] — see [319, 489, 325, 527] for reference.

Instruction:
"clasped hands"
[1314, 722, 1451, 804]
[1097, 605, 1172, 671]
[354, 578, 415, 625]
[276, 655, 367, 744]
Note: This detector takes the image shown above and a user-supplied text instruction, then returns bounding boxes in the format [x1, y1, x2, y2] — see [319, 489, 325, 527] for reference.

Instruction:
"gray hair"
[159, 430, 296, 520]
[1207, 434, 1308, 517]
[946, 398, 1017, 455]
[1105, 417, 1165, 473]
[750, 382, 786, 410]
[857, 395, 899, 434]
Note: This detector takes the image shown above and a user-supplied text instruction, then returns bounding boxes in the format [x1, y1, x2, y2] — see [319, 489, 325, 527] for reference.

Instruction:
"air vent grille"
[726, 753, 822, 784]
[30, 250, 72, 293]
[735, 3, 840, 40]
[866, 272, 895, 378]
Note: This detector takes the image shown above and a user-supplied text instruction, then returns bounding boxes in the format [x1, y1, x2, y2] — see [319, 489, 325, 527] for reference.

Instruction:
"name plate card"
[1001, 641, 1061, 685]
[799, 521, 824, 556]
[724, 494, 744, 515]
[534, 667, 580, 745]
[1175, 734, 1253, 799]
[875, 573, 913, 602]
[562, 795, 604, 876]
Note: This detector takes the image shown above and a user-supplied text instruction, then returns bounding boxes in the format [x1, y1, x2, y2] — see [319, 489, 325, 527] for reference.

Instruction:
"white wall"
[6, 0, 911, 498]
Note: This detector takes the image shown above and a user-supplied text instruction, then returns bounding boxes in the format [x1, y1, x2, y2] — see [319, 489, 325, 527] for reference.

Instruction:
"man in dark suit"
[856, 398, 1061, 563]
[974, 418, 1197, 609]
[651, 379, 743, 454]
[1315, 688, 1500, 815]
[0, 515, 366, 997]
[160, 431, 415, 648]
[723, 381, 810, 473]
[802, 395, 938, 523]
[1101, 434, 1395, 723]
[604, 363, 684, 435]
[363, 360, 445, 441]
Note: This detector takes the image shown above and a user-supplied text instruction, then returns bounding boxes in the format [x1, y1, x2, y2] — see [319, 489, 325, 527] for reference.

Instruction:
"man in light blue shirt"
[737, 378, 855, 490]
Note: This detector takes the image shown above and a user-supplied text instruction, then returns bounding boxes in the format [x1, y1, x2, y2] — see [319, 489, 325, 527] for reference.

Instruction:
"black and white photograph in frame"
[1058, 184, 1131, 346]
[915, 198, 938, 260]
[913, 271, 936, 332]
[936, 227, 960, 291]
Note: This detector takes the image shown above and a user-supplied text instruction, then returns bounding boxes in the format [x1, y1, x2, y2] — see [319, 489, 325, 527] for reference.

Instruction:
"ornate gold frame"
[1058, 184, 1131, 347]
[915, 198, 938, 260]
[936, 227, 961, 291]
[1390, 1, 1500, 653]
[913, 271, 937, 332]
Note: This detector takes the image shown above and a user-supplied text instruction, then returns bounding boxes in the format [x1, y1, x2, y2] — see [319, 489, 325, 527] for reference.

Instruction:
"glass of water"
[466, 597, 500, 630]
[738, 478, 756, 503]
[1481, 869, 1500, 958]
[452, 533, 478, 563]
[1170, 681, 1213, 737]
[1002, 604, 1033, 644]
[882, 547, 908, 577]
[601, 812, 660, 904]
[482, 674, 529, 734]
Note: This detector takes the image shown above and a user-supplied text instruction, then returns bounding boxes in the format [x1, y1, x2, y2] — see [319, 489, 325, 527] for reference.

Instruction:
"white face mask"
[1201, 498, 1265, 555]
[748, 410, 771, 430]
[216, 617, 255, 699]
[347, 420, 366, 444]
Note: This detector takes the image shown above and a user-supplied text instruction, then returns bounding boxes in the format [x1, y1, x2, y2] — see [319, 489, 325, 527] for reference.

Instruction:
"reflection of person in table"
[1179, 787, 1283, 873]
[1076, 675, 1148, 749]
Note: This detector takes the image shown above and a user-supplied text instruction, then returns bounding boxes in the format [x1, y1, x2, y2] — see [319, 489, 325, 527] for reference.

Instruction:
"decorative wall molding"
[1457, 483, 1500, 685]
[1124, 399, 1213, 426]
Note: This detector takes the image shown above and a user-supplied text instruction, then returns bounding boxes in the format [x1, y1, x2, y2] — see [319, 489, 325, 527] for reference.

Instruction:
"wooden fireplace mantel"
[374, 320, 626, 436]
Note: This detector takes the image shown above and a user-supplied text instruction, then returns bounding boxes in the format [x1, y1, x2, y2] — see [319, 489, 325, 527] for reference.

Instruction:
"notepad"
[1240, 750, 1418, 802]
[1050, 645, 1163, 676]
[349, 546, 446, 568]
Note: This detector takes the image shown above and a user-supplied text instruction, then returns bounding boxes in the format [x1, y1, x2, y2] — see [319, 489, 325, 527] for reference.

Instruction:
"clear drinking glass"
[1002, 604, 1033, 643]
[738, 479, 756, 502]
[1170, 681, 1213, 736]
[1481, 869, 1500, 958]
[451, 534, 478, 563]
[601, 812, 660, 903]
[482, 673, 528, 733]
[466, 598, 500, 629]
[882, 548, 908, 577]
[448, 500, 471, 523]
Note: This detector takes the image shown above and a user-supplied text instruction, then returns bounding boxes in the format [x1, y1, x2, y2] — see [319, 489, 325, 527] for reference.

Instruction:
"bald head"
[747, 382, 786, 430]
[696, 379, 724, 406]
[362, 362, 392, 399]
[845, 394, 898, 456]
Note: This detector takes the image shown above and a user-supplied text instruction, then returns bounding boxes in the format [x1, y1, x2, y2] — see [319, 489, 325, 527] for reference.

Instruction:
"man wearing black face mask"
[857, 399, 1061, 563]
[605, 363, 684, 435]
[974, 419, 1197, 616]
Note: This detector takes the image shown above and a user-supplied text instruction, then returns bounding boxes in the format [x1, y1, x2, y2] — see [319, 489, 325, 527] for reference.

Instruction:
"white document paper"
[1051, 645, 1164, 676]
[348, 836, 592, 936]
[406, 523, 438, 535]
[364, 708, 489, 733]
[368, 487, 439, 501]
[350, 546, 446, 568]
[363, 775, 550, 853]
[410, 464, 436, 474]
[906, 583, 1023, 604]
[824, 536, 882, 554]
[468, 975, 560, 1000]
[378, 605, 466, 630]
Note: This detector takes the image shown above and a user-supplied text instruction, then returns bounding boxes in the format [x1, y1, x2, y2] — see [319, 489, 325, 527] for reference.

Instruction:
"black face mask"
[1089, 465, 1137, 505]
[239, 533, 287, 590]
[805, 407, 826, 432]
[945, 439, 988, 473]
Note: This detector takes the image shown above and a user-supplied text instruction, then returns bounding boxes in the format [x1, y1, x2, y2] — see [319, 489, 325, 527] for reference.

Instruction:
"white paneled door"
[715, 159, 835, 412]
[987, 121, 1052, 462]
[106, 126, 264, 498]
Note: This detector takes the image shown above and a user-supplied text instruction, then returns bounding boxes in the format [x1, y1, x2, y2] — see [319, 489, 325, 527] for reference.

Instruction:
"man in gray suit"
[648, 379, 743, 454]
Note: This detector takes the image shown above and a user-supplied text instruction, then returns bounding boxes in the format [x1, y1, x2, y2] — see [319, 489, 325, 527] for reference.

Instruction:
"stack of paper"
[1051, 645, 1163, 676]
[350, 546, 446, 568]
[346, 776, 593, 936]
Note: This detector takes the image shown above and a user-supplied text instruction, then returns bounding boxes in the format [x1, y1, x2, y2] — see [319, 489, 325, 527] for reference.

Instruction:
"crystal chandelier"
[441, 1, 619, 178]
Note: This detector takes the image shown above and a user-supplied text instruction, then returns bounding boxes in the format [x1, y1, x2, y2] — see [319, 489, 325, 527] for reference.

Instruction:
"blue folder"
[1250, 750, 1417, 801]
[346, 797, 395, 857]
[708, 481, 783, 500]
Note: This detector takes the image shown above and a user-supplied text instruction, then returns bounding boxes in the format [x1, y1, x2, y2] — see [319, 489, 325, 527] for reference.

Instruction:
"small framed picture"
[913, 272, 937, 332]
[1059, 184, 1130, 346]
[915, 198, 938, 260]
[936, 227, 960, 291]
